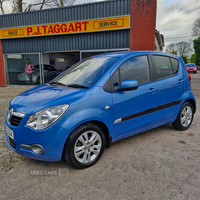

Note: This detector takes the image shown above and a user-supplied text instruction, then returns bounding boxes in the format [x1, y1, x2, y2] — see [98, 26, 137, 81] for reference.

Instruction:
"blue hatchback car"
[5, 51, 196, 169]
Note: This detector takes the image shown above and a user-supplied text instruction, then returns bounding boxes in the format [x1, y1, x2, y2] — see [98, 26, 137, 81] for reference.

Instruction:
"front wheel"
[172, 102, 194, 131]
[63, 123, 105, 169]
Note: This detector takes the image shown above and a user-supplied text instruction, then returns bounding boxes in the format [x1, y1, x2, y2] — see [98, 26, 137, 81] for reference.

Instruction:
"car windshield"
[187, 64, 195, 67]
[54, 56, 118, 88]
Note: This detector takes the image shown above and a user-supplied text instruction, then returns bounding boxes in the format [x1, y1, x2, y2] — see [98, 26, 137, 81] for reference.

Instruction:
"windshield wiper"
[67, 84, 89, 89]
[49, 81, 66, 86]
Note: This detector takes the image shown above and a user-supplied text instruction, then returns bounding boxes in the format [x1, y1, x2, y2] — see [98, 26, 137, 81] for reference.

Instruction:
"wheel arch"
[90, 120, 112, 149]
[185, 98, 196, 113]
[62, 120, 112, 158]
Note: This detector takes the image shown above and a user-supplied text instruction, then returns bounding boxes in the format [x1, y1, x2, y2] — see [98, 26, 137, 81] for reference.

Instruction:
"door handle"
[148, 88, 157, 93]
[178, 79, 183, 84]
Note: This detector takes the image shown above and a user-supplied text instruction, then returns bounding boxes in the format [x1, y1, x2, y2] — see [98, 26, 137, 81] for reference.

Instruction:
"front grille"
[10, 115, 23, 126]
[8, 137, 17, 149]
[7, 107, 25, 127]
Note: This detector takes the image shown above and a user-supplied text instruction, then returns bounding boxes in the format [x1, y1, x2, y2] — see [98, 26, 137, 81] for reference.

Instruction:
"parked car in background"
[186, 63, 197, 73]
[6, 51, 196, 169]
[17, 64, 60, 84]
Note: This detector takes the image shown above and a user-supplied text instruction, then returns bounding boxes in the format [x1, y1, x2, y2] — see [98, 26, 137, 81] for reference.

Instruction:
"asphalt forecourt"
[0, 74, 200, 199]
[0, 86, 32, 175]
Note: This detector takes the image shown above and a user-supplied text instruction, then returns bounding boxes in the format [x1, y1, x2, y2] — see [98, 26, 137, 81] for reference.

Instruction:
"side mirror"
[118, 79, 138, 92]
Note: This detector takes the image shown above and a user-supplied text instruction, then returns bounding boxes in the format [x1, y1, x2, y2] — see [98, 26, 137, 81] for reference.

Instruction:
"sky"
[2, 0, 200, 52]
[156, 0, 200, 50]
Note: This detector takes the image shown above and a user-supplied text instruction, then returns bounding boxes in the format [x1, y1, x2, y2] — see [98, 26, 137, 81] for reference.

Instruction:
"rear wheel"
[63, 123, 105, 169]
[172, 102, 194, 131]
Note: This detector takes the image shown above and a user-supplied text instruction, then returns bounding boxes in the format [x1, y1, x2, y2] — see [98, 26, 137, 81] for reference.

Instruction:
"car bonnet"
[10, 84, 85, 115]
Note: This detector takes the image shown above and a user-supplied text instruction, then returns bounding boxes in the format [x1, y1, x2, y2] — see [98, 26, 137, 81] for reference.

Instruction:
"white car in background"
[17, 65, 61, 84]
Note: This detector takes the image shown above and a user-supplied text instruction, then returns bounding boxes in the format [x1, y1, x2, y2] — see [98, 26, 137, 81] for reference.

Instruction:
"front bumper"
[187, 69, 197, 73]
[5, 115, 70, 162]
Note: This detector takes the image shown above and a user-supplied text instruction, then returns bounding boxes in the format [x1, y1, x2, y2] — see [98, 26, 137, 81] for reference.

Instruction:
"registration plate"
[5, 125, 14, 140]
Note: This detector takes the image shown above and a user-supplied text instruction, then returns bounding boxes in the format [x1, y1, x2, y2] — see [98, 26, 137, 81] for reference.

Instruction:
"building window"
[6, 54, 40, 85]
[57, 58, 65, 62]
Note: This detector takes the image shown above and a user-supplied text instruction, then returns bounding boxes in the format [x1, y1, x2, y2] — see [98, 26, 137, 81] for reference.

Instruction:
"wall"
[42, 54, 49, 65]
[130, 0, 156, 51]
[0, 0, 131, 54]
[0, 41, 6, 86]
[43, 53, 80, 70]
[0, 0, 158, 86]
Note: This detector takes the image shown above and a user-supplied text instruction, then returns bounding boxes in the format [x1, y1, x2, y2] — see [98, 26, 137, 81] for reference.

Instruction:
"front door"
[111, 55, 158, 138]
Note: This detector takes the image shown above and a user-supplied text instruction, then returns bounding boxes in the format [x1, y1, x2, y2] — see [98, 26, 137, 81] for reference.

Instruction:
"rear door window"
[153, 56, 173, 79]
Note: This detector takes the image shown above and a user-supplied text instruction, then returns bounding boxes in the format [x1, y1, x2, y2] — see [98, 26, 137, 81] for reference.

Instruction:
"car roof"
[91, 51, 180, 59]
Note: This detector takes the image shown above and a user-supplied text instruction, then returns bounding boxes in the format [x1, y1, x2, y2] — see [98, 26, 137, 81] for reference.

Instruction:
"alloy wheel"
[180, 106, 192, 127]
[74, 131, 102, 164]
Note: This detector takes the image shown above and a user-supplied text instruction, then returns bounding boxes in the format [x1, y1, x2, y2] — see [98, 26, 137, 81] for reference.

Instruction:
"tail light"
[188, 74, 191, 81]
[185, 64, 191, 81]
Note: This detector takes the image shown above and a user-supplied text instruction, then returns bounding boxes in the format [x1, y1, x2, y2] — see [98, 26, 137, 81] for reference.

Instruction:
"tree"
[0, 0, 77, 14]
[182, 56, 188, 64]
[190, 53, 196, 63]
[12, 0, 23, 12]
[50, 0, 76, 7]
[0, 0, 9, 14]
[193, 37, 200, 66]
[176, 41, 192, 57]
[192, 18, 200, 38]
[11, 0, 64, 13]
[165, 43, 177, 55]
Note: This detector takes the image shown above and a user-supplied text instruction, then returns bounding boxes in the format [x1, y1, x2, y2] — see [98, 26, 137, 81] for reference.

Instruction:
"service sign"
[0, 15, 130, 39]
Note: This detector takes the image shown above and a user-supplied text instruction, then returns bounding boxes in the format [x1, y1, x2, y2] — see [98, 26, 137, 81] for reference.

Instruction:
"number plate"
[5, 125, 14, 140]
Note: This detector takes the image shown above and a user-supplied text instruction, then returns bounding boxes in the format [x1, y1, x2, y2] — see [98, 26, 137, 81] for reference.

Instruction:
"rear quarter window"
[170, 58, 179, 74]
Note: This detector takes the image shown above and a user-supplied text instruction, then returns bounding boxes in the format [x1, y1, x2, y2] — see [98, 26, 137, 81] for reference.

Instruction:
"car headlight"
[7, 107, 13, 122]
[26, 104, 69, 130]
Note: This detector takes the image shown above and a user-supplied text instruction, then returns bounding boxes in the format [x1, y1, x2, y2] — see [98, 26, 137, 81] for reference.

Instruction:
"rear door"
[151, 55, 184, 124]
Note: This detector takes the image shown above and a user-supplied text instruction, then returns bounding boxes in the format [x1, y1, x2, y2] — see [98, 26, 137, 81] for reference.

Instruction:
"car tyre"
[172, 102, 194, 131]
[63, 123, 105, 169]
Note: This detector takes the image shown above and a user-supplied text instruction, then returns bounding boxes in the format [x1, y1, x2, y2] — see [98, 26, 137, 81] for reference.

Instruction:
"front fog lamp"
[26, 104, 69, 130]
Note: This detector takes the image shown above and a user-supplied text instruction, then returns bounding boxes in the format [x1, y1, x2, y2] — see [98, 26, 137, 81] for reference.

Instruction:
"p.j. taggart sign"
[0, 15, 130, 39]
